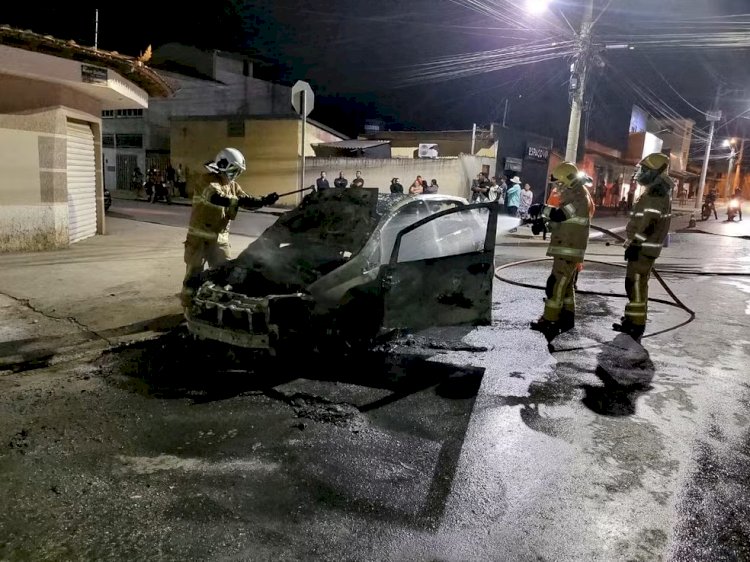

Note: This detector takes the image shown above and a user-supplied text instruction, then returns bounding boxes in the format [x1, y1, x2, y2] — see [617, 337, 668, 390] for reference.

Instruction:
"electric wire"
[393, 39, 576, 87]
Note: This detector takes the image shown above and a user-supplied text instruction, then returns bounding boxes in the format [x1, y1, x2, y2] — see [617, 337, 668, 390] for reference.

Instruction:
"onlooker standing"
[333, 171, 348, 189]
[166, 162, 176, 193]
[390, 177, 404, 193]
[471, 173, 489, 202]
[409, 175, 424, 195]
[519, 183, 534, 218]
[175, 164, 187, 198]
[351, 170, 365, 188]
[627, 181, 637, 210]
[425, 179, 439, 194]
[316, 171, 330, 191]
[505, 176, 522, 216]
[595, 179, 605, 208]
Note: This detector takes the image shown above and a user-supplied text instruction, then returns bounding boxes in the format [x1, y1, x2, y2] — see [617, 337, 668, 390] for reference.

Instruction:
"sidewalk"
[0, 217, 219, 372]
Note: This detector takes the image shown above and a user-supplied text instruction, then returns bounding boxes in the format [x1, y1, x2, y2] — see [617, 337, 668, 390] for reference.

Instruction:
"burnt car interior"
[189, 188, 384, 296]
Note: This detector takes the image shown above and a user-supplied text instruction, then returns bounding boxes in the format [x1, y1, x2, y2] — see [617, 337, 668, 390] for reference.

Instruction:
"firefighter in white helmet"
[613, 152, 673, 340]
[181, 148, 278, 306]
[530, 161, 592, 340]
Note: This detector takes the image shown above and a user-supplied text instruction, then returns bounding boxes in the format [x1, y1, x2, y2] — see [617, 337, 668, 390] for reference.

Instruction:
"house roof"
[0, 25, 174, 98]
[314, 139, 390, 150]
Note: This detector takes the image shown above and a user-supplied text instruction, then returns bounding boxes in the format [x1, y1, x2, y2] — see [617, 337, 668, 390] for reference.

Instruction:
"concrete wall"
[171, 117, 299, 201]
[304, 122, 344, 157]
[170, 117, 345, 205]
[303, 155, 496, 199]
[0, 108, 101, 252]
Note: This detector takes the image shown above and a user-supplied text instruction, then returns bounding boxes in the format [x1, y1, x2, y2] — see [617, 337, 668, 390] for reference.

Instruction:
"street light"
[525, 0, 551, 14]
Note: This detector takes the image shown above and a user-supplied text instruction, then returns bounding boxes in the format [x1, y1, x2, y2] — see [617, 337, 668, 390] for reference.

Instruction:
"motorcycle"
[145, 181, 172, 205]
[727, 197, 741, 221]
[701, 198, 718, 221]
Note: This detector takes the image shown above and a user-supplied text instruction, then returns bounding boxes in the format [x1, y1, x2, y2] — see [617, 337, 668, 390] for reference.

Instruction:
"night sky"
[4, 1, 749, 151]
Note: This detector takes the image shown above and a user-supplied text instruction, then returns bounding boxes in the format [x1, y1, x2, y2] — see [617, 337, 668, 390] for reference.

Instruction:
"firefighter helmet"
[205, 147, 246, 180]
[551, 162, 586, 189]
[635, 152, 669, 185]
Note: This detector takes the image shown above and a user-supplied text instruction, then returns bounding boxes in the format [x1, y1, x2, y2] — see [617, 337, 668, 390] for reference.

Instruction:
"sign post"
[291, 81, 314, 196]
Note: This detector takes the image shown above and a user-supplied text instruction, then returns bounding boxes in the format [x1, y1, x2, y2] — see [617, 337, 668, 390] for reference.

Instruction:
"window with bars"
[102, 134, 115, 147]
[115, 109, 144, 118]
[102, 110, 115, 118]
[115, 134, 143, 148]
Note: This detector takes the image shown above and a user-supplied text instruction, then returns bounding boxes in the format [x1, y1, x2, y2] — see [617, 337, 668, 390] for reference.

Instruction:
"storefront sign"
[526, 144, 550, 162]
[81, 64, 107, 84]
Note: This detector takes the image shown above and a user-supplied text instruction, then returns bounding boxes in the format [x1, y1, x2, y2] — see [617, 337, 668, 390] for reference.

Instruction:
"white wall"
[304, 155, 495, 199]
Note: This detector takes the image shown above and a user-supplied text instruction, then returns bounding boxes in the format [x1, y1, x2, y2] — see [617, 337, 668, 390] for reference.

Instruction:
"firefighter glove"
[547, 207, 567, 222]
[262, 192, 280, 206]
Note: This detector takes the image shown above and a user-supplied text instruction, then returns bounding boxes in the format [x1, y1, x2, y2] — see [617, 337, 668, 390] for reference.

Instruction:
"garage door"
[66, 121, 97, 243]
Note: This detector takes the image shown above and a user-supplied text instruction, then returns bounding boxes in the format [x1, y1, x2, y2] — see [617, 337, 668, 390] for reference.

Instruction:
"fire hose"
[494, 224, 698, 350]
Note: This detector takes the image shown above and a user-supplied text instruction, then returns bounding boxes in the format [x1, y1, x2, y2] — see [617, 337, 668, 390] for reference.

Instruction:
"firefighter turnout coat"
[187, 175, 256, 245]
[545, 184, 591, 263]
[625, 176, 674, 258]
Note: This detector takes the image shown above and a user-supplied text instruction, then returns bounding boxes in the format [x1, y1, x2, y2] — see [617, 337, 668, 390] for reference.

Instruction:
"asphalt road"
[1, 217, 749, 560]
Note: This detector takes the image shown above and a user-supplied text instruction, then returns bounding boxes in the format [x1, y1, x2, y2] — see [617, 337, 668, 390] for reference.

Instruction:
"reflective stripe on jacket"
[187, 176, 249, 244]
[545, 185, 591, 262]
[626, 176, 673, 258]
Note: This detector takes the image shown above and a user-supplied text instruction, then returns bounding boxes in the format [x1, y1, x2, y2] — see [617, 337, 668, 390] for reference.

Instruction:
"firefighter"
[181, 148, 278, 306]
[530, 162, 592, 340]
[613, 152, 673, 340]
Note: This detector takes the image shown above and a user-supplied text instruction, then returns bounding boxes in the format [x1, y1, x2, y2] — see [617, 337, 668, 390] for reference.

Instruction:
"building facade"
[0, 28, 170, 252]
[170, 115, 344, 206]
[102, 43, 293, 190]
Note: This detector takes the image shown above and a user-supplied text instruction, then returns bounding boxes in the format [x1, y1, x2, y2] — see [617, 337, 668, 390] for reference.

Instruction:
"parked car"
[184, 188, 499, 355]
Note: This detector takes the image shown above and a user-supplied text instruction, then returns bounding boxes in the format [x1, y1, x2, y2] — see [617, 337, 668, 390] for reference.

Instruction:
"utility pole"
[725, 141, 737, 198]
[564, 0, 594, 163]
[695, 85, 722, 210]
[733, 137, 745, 193]
[94, 9, 99, 50]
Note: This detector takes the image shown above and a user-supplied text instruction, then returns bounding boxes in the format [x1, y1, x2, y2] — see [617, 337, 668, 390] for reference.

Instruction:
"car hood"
[198, 188, 395, 296]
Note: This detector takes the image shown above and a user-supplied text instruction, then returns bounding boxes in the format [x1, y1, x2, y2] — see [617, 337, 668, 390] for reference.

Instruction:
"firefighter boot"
[530, 317, 564, 342]
[612, 317, 645, 340]
[559, 310, 575, 333]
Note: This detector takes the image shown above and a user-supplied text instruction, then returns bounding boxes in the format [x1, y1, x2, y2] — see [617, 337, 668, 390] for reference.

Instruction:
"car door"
[379, 201, 499, 331]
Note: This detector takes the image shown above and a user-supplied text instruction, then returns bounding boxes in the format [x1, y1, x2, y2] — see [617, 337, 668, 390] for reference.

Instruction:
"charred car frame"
[184, 188, 499, 354]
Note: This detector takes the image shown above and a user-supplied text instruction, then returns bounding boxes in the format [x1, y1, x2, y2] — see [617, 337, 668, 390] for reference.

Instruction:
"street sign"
[291, 80, 314, 117]
[706, 110, 722, 122]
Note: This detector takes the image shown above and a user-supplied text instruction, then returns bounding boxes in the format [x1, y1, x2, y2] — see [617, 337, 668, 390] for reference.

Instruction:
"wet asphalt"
[1, 231, 749, 561]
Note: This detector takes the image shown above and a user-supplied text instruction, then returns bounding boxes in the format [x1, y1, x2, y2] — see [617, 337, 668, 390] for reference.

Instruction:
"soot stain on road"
[669, 386, 750, 561]
[92, 326, 486, 532]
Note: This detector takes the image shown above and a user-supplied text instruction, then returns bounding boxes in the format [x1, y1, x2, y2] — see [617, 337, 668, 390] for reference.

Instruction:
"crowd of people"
[314, 171, 441, 195]
[470, 173, 534, 218]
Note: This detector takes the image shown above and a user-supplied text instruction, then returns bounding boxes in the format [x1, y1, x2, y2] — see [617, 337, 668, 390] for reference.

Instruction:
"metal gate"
[117, 154, 138, 190]
[146, 151, 170, 177]
[66, 121, 97, 243]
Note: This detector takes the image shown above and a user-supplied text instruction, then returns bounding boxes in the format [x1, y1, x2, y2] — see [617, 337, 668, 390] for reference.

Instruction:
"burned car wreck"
[184, 187, 499, 354]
